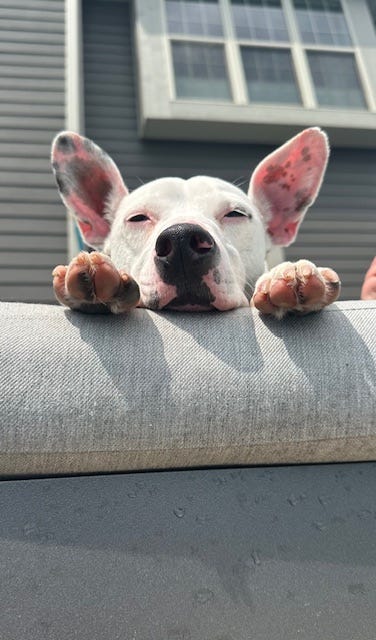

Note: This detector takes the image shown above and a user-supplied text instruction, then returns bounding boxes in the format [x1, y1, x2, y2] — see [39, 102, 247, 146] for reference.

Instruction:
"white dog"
[51, 127, 340, 318]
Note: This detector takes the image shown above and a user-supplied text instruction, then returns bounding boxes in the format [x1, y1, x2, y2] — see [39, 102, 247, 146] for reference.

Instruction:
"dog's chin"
[160, 293, 215, 312]
[164, 301, 214, 312]
[145, 295, 242, 312]
[139, 282, 248, 312]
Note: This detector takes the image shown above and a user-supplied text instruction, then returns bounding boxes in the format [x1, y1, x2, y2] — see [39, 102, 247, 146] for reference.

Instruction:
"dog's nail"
[74, 252, 91, 266]
[52, 265, 66, 278]
[90, 253, 106, 266]
[282, 267, 295, 281]
[258, 280, 269, 294]
[119, 270, 130, 283]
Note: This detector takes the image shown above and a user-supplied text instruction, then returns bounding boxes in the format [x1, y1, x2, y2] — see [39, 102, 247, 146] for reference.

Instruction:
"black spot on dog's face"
[82, 137, 96, 154]
[56, 135, 77, 154]
[147, 291, 161, 311]
[54, 172, 71, 197]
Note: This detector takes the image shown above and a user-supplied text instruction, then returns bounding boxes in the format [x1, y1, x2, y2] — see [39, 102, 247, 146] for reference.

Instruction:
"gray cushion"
[0, 300, 375, 476]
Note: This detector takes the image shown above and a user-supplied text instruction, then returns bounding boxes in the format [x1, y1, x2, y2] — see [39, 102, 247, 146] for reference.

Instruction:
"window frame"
[134, 0, 376, 147]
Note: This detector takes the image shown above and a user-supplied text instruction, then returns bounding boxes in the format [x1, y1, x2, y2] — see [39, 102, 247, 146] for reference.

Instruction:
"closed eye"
[128, 214, 150, 222]
[224, 209, 250, 219]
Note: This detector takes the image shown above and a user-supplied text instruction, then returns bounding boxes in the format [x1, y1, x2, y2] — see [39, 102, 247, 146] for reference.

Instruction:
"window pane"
[166, 0, 223, 37]
[231, 0, 289, 42]
[241, 47, 301, 103]
[307, 51, 366, 108]
[293, 0, 352, 45]
[171, 41, 232, 100]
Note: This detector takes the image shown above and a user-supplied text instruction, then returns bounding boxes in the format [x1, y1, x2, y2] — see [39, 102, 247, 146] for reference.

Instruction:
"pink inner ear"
[52, 131, 127, 248]
[249, 128, 329, 246]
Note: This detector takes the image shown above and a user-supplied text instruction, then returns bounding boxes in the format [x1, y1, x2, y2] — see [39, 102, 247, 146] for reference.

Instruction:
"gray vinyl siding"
[0, 0, 66, 304]
[83, 0, 376, 301]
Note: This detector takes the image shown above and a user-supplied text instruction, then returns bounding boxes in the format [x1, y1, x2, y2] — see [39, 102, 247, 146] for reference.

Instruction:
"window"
[171, 41, 232, 99]
[231, 0, 289, 41]
[294, 0, 352, 45]
[166, 0, 223, 36]
[241, 46, 301, 104]
[135, 0, 376, 146]
[293, 0, 366, 110]
[165, 0, 369, 109]
[307, 51, 366, 108]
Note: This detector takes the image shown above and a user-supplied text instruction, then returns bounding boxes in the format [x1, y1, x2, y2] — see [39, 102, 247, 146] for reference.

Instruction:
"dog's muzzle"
[154, 223, 219, 284]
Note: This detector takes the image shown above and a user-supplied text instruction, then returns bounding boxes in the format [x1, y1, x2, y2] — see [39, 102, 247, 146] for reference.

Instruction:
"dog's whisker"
[232, 177, 247, 189]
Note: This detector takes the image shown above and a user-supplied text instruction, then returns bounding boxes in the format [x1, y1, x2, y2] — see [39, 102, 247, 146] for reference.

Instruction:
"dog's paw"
[52, 251, 140, 313]
[252, 260, 340, 318]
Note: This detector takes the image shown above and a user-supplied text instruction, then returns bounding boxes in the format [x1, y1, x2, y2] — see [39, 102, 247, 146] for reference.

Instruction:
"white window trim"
[135, 0, 376, 147]
[66, 0, 85, 259]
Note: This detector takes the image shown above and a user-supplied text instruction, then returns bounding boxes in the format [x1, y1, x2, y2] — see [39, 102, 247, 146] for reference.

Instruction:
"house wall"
[0, 0, 66, 303]
[83, 0, 376, 301]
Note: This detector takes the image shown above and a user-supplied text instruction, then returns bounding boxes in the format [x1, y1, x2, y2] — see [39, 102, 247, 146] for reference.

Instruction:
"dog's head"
[51, 128, 328, 311]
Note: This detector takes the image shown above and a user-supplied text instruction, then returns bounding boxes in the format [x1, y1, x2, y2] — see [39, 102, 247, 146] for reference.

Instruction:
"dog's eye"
[225, 210, 248, 219]
[128, 214, 150, 222]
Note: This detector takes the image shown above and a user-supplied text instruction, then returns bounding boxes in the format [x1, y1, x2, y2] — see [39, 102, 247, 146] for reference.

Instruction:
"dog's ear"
[51, 132, 128, 249]
[248, 128, 329, 246]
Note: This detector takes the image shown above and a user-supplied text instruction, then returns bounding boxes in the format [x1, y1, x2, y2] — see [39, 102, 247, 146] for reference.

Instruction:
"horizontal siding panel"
[312, 196, 376, 209]
[0, 284, 56, 303]
[0, 115, 63, 131]
[0, 18, 64, 33]
[0, 53, 64, 68]
[340, 287, 363, 299]
[0, 1, 63, 11]
[0, 142, 58, 158]
[0, 187, 60, 203]
[304, 208, 376, 219]
[0, 267, 54, 284]
[0, 129, 62, 144]
[0, 64, 64, 79]
[85, 90, 136, 105]
[0, 29, 63, 45]
[0, 217, 65, 234]
[0, 76, 63, 90]
[0, 172, 57, 188]
[0, 65, 65, 79]
[84, 54, 133, 67]
[85, 71, 134, 86]
[84, 61, 135, 75]
[300, 220, 376, 232]
[0, 89, 64, 105]
[0, 251, 66, 267]
[0, 103, 64, 117]
[84, 43, 132, 57]
[315, 259, 375, 272]
[286, 245, 373, 258]
[0, 8, 64, 21]
[295, 232, 376, 245]
[305, 184, 376, 198]
[0, 42, 63, 56]
[0, 203, 64, 217]
[85, 21, 133, 37]
[0, 235, 66, 251]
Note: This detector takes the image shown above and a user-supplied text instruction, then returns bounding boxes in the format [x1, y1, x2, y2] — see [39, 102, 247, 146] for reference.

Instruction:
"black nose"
[155, 223, 218, 282]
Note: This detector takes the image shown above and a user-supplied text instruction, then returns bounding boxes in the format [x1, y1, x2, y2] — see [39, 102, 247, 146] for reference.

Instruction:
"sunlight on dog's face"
[106, 176, 267, 311]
